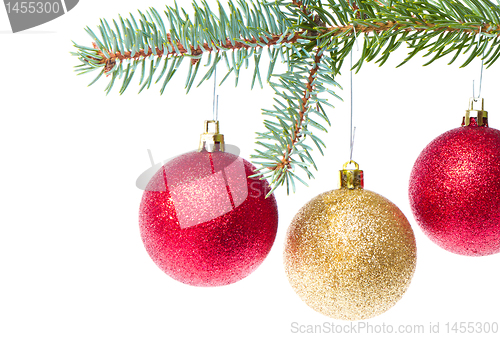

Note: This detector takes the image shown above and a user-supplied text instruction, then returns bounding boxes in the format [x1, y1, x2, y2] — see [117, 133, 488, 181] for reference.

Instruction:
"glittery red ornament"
[139, 127, 278, 286]
[409, 101, 500, 256]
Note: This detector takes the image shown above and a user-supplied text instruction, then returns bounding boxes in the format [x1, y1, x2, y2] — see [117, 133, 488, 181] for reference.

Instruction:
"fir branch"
[72, 0, 297, 94]
[92, 32, 303, 73]
[276, 48, 323, 173]
[72, 0, 500, 194]
[291, 0, 313, 16]
[251, 44, 337, 195]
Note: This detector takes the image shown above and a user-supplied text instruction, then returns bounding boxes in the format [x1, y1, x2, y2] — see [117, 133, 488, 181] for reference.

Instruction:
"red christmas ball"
[139, 150, 278, 286]
[409, 118, 500, 256]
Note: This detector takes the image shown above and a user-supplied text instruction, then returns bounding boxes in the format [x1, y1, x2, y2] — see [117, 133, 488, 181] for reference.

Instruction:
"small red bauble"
[139, 149, 278, 286]
[409, 106, 500, 256]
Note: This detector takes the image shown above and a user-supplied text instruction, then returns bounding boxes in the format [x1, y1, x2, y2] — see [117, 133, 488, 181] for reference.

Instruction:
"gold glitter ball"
[284, 188, 417, 320]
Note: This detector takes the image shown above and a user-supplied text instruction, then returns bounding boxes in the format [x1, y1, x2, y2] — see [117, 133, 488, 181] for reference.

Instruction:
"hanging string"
[349, 51, 356, 162]
[473, 26, 484, 102]
[349, 19, 360, 162]
[215, 95, 219, 121]
[213, 67, 217, 120]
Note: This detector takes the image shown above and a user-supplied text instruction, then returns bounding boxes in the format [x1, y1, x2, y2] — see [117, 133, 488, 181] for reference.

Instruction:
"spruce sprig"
[72, 0, 500, 194]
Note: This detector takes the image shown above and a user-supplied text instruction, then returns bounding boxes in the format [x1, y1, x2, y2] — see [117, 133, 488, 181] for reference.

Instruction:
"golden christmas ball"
[284, 161, 417, 320]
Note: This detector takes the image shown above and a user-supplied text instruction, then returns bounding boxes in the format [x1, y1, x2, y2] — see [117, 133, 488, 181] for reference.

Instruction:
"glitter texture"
[409, 120, 500, 256]
[139, 150, 278, 287]
[284, 188, 417, 320]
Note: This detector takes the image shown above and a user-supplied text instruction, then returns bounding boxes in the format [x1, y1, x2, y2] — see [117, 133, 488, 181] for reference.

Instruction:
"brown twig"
[329, 21, 500, 35]
[291, 0, 310, 17]
[96, 32, 302, 73]
[95, 20, 498, 74]
[274, 48, 323, 172]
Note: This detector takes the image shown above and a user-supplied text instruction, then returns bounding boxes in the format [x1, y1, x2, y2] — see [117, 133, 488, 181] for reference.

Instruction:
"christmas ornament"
[139, 120, 279, 286]
[409, 98, 500, 256]
[284, 161, 417, 320]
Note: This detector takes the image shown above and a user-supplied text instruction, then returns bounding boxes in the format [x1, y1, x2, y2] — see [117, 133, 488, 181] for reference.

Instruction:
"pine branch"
[281, 48, 323, 170]
[262, 0, 325, 180]
[251, 44, 339, 195]
[92, 33, 302, 73]
[71, 0, 297, 94]
[72, 0, 500, 194]
[291, 0, 313, 16]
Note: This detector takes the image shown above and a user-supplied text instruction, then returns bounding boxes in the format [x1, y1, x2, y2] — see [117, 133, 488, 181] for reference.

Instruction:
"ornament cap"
[339, 160, 364, 189]
[198, 120, 225, 152]
[463, 98, 488, 126]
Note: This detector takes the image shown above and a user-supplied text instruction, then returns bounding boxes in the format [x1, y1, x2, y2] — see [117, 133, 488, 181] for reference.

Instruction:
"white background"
[1, 1, 499, 336]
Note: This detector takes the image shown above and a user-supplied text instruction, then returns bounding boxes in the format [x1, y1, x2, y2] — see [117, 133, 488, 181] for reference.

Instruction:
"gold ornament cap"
[198, 120, 225, 152]
[463, 98, 488, 126]
[339, 160, 364, 189]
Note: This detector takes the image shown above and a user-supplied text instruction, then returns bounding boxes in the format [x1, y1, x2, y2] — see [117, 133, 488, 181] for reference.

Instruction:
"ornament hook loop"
[342, 160, 359, 170]
[199, 120, 225, 152]
[339, 160, 363, 190]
